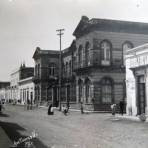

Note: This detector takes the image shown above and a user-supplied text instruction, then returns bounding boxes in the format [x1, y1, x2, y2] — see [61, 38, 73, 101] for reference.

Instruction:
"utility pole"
[56, 29, 65, 111]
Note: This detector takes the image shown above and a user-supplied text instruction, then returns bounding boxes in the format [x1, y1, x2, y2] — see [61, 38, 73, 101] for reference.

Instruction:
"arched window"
[48, 63, 56, 76]
[101, 78, 113, 103]
[122, 41, 133, 65]
[78, 79, 83, 102]
[38, 64, 40, 77]
[66, 62, 68, 76]
[85, 42, 90, 66]
[69, 61, 72, 76]
[100, 40, 111, 65]
[78, 45, 83, 67]
[85, 78, 91, 103]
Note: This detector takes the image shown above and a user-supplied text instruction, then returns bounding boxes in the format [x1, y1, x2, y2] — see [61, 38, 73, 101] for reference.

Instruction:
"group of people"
[47, 104, 69, 116]
[47, 100, 125, 116]
[111, 101, 125, 116]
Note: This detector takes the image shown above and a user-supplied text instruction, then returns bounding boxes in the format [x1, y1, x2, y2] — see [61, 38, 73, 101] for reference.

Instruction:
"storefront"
[126, 43, 148, 116]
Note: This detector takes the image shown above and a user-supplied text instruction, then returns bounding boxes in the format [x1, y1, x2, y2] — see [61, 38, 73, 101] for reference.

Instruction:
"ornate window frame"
[100, 77, 114, 104]
[78, 45, 83, 67]
[85, 42, 91, 66]
[100, 40, 112, 66]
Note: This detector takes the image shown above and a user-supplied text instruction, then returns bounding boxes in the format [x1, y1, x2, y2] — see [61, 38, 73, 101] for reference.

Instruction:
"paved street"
[0, 105, 148, 148]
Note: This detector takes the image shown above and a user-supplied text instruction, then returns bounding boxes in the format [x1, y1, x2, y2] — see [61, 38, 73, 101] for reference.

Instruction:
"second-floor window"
[85, 42, 90, 66]
[49, 63, 56, 76]
[64, 61, 72, 77]
[78, 45, 83, 67]
[69, 61, 72, 76]
[101, 41, 111, 65]
[35, 64, 40, 77]
[35, 63, 40, 77]
[101, 78, 113, 103]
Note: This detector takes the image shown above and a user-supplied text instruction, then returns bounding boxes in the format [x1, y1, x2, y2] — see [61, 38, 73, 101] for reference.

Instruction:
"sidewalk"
[11, 104, 148, 122]
[0, 126, 12, 148]
[116, 114, 147, 122]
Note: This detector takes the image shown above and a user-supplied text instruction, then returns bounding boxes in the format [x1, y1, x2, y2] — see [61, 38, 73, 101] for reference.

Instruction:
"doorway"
[137, 75, 146, 115]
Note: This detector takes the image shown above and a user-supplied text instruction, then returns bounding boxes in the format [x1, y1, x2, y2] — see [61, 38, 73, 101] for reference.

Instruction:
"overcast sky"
[0, 0, 148, 81]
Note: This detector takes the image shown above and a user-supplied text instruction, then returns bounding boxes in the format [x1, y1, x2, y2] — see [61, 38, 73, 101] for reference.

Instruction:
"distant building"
[0, 82, 10, 89]
[126, 43, 148, 116]
[19, 64, 34, 80]
[19, 77, 34, 105]
[10, 64, 34, 103]
[10, 68, 20, 103]
[0, 81, 10, 102]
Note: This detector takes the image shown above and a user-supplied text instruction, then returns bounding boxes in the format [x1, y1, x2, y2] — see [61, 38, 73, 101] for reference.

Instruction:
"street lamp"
[56, 29, 65, 111]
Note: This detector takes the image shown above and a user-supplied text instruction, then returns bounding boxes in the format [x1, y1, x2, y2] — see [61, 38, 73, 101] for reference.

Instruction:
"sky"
[0, 0, 148, 81]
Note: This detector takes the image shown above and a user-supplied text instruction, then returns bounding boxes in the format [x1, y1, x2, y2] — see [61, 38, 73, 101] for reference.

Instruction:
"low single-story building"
[126, 43, 148, 115]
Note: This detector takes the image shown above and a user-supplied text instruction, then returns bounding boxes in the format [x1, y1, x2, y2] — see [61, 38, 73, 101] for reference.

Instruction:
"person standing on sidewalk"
[119, 101, 124, 115]
[0, 101, 2, 113]
[62, 105, 68, 116]
[80, 101, 84, 114]
[111, 104, 116, 116]
[48, 104, 54, 115]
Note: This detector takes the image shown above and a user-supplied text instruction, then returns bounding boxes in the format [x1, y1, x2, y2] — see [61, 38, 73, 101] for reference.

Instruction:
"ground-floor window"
[85, 78, 91, 103]
[78, 79, 83, 102]
[71, 84, 76, 102]
[101, 78, 113, 103]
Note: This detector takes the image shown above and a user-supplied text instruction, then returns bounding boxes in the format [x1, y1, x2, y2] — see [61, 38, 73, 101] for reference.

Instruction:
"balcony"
[49, 75, 58, 81]
[73, 59, 92, 71]
[32, 76, 41, 83]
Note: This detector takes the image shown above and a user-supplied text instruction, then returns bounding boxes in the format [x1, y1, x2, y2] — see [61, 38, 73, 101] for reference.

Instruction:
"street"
[0, 105, 148, 148]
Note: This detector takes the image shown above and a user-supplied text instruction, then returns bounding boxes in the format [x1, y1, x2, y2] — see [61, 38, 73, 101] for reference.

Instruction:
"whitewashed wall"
[126, 57, 137, 115]
[126, 44, 148, 115]
[19, 77, 34, 105]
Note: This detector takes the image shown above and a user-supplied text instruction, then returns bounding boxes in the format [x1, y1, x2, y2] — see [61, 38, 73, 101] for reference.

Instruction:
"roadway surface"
[0, 105, 148, 148]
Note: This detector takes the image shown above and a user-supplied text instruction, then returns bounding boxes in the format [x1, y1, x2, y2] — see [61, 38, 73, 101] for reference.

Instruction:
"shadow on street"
[0, 113, 10, 117]
[0, 121, 49, 148]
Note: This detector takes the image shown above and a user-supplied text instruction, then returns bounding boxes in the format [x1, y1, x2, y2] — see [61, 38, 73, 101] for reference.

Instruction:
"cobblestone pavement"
[1, 105, 148, 148]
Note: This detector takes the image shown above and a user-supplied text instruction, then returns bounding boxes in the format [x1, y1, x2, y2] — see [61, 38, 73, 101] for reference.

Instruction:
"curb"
[116, 115, 148, 122]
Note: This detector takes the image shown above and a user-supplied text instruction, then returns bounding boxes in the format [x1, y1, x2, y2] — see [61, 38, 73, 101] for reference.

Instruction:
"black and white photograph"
[1, 0, 148, 147]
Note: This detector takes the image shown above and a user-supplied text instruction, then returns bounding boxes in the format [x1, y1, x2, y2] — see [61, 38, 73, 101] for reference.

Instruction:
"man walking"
[80, 101, 84, 114]
[119, 101, 124, 115]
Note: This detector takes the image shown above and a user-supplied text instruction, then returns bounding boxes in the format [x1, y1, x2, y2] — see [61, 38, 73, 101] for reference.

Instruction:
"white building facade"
[126, 43, 148, 116]
[19, 77, 34, 105]
[10, 69, 20, 103]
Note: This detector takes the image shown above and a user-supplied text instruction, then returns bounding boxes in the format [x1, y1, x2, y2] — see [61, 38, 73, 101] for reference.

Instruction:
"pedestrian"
[119, 101, 124, 115]
[48, 104, 54, 115]
[80, 101, 84, 114]
[62, 105, 68, 116]
[111, 104, 116, 116]
[0, 101, 2, 113]
[67, 100, 70, 112]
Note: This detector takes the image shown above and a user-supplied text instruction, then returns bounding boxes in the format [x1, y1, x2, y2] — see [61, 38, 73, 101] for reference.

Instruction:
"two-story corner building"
[126, 44, 148, 116]
[72, 16, 148, 111]
[32, 47, 59, 106]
